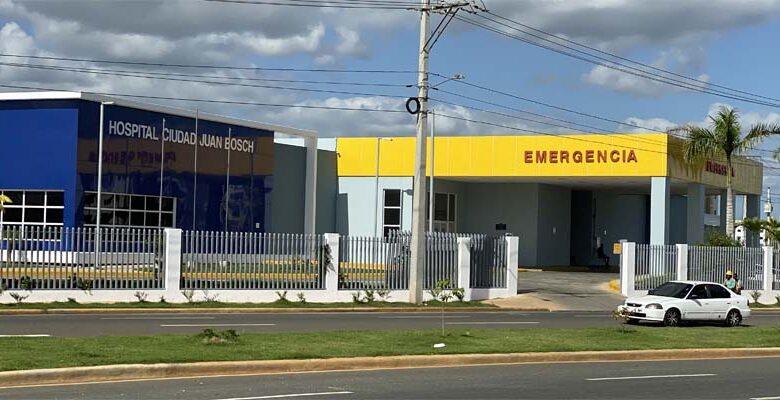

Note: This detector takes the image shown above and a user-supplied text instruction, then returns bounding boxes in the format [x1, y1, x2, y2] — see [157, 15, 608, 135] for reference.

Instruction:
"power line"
[0, 53, 420, 74]
[455, 14, 780, 108]
[483, 10, 780, 105]
[202, 0, 419, 10]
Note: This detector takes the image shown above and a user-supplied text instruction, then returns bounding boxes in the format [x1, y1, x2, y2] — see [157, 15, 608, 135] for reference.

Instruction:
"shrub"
[704, 230, 741, 247]
[66, 297, 78, 304]
[452, 287, 465, 302]
[134, 291, 148, 303]
[159, 296, 167, 304]
[297, 292, 306, 304]
[376, 289, 391, 301]
[181, 290, 195, 303]
[750, 291, 762, 304]
[363, 288, 376, 303]
[9, 292, 28, 304]
[352, 292, 364, 304]
[274, 290, 289, 303]
[202, 290, 219, 303]
[776, 295, 780, 305]
[195, 329, 239, 345]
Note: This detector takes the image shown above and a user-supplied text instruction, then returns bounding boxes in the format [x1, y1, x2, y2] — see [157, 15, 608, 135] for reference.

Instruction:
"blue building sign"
[0, 94, 276, 232]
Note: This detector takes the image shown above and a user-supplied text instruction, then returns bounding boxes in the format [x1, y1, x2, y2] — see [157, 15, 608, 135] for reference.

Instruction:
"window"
[428, 192, 456, 232]
[0, 190, 65, 230]
[689, 285, 709, 300]
[83, 191, 175, 228]
[707, 284, 732, 298]
[382, 189, 402, 237]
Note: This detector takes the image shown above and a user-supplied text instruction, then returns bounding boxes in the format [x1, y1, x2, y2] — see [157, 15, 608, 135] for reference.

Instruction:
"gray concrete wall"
[269, 144, 338, 233]
[670, 195, 687, 245]
[536, 185, 572, 267]
[337, 176, 413, 236]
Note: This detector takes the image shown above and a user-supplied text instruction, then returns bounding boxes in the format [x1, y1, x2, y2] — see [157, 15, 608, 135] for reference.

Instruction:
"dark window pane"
[84, 192, 97, 208]
[100, 211, 114, 225]
[146, 197, 159, 211]
[708, 284, 731, 298]
[161, 197, 174, 212]
[3, 207, 22, 222]
[100, 194, 114, 208]
[115, 194, 129, 209]
[434, 193, 448, 221]
[384, 209, 400, 226]
[26, 191, 45, 206]
[448, 194, 456, 222]
[145, 212, 159, 227]
[25, 208, 44, 222]
[384, 190, 401, 207]
[690, 285, 709, 299]
[46, 208, 63, 223]
[4, 191, 23, 205]
[130, 211, 145, 226]
[160, 213, 173, 227]
[47, 191, 64, 206]
[131, 196, 145, 211]
[383, 226, 399, 238]
[83, 209, 97, 225]
[114, 210, 129, 226]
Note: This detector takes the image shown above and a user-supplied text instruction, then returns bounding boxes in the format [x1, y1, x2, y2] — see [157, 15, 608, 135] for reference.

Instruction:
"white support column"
[650, 177, 670, 245]
[620, 242, 636, 297]
[676, 244, 688, 281]
[762, 246, 774, 303]
[324, 233, 340, 295]
[303, 136, 318, 235]
[457, 237, 472, 301]
[505, 236, 519, 298]
[163, 228, 182, 292]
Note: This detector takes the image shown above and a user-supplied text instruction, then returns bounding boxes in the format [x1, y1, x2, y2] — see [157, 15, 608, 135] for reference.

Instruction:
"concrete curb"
[752, 308, 780, 312]
[2, 348, 780, 388]
[0, 306, 552, 315]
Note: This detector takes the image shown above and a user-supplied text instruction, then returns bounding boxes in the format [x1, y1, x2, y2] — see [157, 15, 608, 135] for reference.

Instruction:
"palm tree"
[669, 106, 780, 237]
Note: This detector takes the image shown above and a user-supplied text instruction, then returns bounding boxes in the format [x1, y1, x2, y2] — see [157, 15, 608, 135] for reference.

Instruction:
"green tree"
[740, 217, 780, 247]
[669, 106, 780, 237]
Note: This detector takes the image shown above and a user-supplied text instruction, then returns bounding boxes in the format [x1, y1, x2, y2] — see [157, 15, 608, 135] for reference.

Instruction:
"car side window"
[707, 284, 731, 299]
[689, 285, 709, 299]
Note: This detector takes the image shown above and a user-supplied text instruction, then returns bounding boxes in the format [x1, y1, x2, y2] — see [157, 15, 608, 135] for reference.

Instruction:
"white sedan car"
[618, 281, 751, 327]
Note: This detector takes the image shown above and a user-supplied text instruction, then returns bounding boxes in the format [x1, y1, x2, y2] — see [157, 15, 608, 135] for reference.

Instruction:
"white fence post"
[620, 242, 636, 297]
[163, 228, 182, 292]
[457, 237, 472, 301]
[324, 233, 340, 295]
[505, 236, 519, 298]
[762, 246, 774, 303]
[676, 244, 688, 281]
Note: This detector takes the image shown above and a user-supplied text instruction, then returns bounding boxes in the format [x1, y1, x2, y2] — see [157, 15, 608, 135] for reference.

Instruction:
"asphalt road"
[2, 310, 780, 337]
[3, 357, 780, 399]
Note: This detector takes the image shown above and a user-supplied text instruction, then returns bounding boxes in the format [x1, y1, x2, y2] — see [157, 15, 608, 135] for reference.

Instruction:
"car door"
[682, 284, 711, 320]
[704, 284, 733, 320]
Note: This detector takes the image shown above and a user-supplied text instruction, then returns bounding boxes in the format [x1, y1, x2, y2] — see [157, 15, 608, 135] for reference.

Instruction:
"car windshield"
[650, 282, 693, 298]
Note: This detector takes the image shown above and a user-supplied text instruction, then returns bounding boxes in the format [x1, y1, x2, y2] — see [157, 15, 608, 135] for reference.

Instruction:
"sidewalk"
[487, 270, 623, 311]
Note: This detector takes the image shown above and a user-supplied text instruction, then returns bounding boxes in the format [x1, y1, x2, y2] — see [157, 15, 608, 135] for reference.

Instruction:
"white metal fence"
[468, 234, 507, 289]
[0, 226, 163, 290]
[634, 244, 677, 290]
[180, 231, 326, 290]
[688, 246, 764, 290]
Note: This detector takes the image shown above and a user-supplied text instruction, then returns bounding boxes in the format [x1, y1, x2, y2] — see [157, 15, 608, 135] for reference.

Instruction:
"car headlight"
[645, 303, 663, 310]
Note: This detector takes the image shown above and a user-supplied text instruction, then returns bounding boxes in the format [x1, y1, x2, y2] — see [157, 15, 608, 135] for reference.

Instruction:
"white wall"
[337, 177, 413, 236]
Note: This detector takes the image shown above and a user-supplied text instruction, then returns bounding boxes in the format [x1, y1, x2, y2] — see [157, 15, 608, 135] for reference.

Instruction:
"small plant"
[363, 288, 376, 303]
[611, 307, 636, 333]
[274, 290, 289, 304]
[775, 295, 780, 306]
[433, 279, 453, 337]
[376, 289, 391, 301]
[297, 292, 306, 304]
[195, 328, 239, 345]
[76, 278, 93, 294]
[66, 297, 78, 304]
[9, 292, 28, 304]
[202, 290, 219, 303]
[0, 282, 6, 296]
[351, 292, 364, 304]
[750, 291, 762, 304]
[19, 276, 33, 291]
[452, 287, 465, 302]
[134, 291, 148, 303]
[159, 296, 167, 304]
[181, 289, 195, 303]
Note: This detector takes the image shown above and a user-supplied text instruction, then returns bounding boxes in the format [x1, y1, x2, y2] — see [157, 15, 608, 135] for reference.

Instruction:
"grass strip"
[2, 326, 780, 371]
[0, 300, 493, 310]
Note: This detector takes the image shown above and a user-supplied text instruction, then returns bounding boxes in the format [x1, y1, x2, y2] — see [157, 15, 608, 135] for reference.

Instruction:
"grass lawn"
[2, 326, 780, 371]
[0, 300, 494, 310]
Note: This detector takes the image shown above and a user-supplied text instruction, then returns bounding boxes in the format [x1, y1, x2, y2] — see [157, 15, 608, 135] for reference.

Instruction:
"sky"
[2, 0, 780, 210]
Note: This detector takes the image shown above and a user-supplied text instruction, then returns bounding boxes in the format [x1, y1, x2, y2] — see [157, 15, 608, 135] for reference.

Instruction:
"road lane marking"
[102, 317, 216, 320]
[378, 316, 470, 319]
[587, 373, 716, 381]
[751, 396, 780, 400]
[160, 324, 276, 327]
[215, 391, 353, 400]
[445, 321, 540, 325]
[0, 334, 51, 337]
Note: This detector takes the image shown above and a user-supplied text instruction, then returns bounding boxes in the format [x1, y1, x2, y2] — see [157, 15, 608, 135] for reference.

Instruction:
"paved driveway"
[494, 270, 624, 311]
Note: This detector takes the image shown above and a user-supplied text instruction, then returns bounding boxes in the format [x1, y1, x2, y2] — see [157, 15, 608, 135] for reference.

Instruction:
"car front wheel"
[725, 310, 742, 327]
[662, 309, 681, 327]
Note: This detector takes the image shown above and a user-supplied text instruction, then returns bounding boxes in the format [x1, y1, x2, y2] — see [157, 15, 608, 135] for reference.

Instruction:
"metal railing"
[0, 226, 163, 290]
[689, 246, 764, 290]
[774, 249, 780, 291]
[181, 231, 326, 290]
[424, 232, 458, 289]
[634, 244, 677, 290]
[468, 234, 507, 288]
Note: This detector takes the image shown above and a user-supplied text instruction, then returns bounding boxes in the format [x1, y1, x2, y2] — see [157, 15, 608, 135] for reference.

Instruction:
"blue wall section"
[0, 102, 79, 227]
[1, 98, 275, 231]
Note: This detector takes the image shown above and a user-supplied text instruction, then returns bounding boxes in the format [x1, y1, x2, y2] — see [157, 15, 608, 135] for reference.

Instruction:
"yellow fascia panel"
[337, 133, 669, 177]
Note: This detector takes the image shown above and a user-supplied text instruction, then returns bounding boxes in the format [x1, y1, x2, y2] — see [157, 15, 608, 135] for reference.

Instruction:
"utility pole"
[408, 0, 483, 304]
